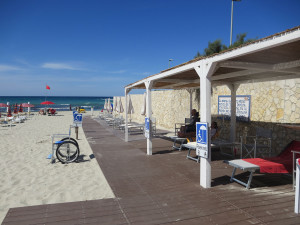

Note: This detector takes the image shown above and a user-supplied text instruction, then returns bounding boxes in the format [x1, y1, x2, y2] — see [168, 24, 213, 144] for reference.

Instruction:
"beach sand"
[0, 111, 114, 223]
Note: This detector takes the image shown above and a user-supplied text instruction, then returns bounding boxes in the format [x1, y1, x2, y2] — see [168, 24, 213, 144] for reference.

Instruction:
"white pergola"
[124, 26, 300, 188]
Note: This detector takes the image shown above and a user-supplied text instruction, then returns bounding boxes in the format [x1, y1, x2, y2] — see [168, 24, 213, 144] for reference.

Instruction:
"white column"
[145, 80, 153, 155]
[195, 62, 215, 189]
[125, 88, 130, 142]
[7, 102, 9, 113]
[227, 84, 239, 142]
[28, 102, 30, 113]
[295, 159, 300, 214]
[187, 89, 193, 119]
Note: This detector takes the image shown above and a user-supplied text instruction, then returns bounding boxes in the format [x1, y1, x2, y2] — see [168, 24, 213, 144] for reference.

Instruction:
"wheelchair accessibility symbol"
[74, 114, 82, 122]
[197, 124, 207, 145]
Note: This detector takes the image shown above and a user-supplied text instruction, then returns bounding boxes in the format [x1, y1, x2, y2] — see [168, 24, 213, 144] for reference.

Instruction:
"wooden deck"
[2, 116, 300, 225]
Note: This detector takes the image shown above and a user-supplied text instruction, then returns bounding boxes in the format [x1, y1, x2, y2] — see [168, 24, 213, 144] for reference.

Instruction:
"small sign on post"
[73, 111, 82, 140]
[295, 158, 300, 214]
[196, 122, 209, 159]
[145, 117, 150, 139]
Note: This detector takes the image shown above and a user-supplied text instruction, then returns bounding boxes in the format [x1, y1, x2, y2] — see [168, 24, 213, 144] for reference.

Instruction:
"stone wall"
[114, 78, 300, 155]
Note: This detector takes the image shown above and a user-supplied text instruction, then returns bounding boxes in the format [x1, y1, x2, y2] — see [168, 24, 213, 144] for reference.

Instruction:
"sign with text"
[73, 111, 83, 127]
[196, 122, 209, 159]
[145, 117, 150, 138]
[218, 95, 251, 122]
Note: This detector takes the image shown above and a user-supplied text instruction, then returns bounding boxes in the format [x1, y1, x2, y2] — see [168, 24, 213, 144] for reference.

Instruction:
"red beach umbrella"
[0, 103, 8, 107]
[21, 103, 35, 107]
[41, 101, 55, 105]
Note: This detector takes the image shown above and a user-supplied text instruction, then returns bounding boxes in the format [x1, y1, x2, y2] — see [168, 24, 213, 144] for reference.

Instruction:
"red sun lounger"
[225, 140, 300, 189]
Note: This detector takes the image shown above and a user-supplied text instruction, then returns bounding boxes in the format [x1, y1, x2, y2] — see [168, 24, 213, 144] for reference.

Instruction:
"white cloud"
[0, 65, 21, 71]
[107, 70, 127, 74]
[41, 63, 80, 70]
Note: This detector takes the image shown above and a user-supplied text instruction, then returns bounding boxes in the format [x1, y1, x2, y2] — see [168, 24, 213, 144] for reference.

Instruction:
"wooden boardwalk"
[2, 116, 300, 225]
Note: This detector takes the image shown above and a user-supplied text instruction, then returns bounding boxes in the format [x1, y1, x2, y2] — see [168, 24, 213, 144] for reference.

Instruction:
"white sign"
[73, 111, 83, 127]
[218, 95, 251, 121]
[145, 117, 150, 138]
[196, 122, 209, 159]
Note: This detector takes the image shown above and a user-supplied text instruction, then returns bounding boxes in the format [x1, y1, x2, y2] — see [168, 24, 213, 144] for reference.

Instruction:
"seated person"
[211, 121, 218, 139]
[50, 108, 56, 115]
[177, 109, 200, 138]
[39, 109, 45, 115]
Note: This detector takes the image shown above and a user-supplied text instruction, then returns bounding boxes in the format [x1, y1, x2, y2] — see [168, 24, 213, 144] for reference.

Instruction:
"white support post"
[195, 62, 216, 189]
[187, 89, 193, 119]
[124, 88, 131, 142]
[295, 158, 300, 214]
[145, 80, 153, 155]
[227, 83, 239, 142]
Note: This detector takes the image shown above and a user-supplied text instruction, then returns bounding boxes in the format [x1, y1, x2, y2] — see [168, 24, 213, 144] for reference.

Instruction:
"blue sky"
[0, 0, 299, 96]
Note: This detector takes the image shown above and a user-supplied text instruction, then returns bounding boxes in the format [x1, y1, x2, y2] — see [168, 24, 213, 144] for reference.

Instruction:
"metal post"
[125, 88, 130, 142]
[230, 0, 234, 46]
[75, 126, 79, 140]
[145, 81, 153, 155]
[230, 0, 241, 46]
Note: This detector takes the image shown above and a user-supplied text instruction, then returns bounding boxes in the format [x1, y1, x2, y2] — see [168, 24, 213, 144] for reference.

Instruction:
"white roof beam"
[220, 59, 300, 73]
[157, 79, 200, 89]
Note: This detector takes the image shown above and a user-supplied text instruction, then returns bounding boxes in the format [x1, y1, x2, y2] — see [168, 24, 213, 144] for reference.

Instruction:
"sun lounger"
[170, 136, 187, 151]
[182, 142, 200, 162]
[225, 140, 300, 189]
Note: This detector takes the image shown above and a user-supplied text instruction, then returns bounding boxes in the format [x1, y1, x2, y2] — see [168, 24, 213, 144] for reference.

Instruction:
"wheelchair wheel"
[57, 138, 79, 159]
[56, 141, 80, 163]
[60, 137, 79, 147]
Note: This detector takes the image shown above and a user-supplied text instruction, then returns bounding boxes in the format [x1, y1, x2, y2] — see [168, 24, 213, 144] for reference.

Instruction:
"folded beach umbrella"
[104, 99, 107, 110]
[141, 92, 146, 116]
[114, 97, 118, 112]
[7, 105, 12, 117]
[19, 104, 23, 112]
[127, 95, 134, 115]
[107, 98, 113, 113]
[13, 103, 18, 114]
[117, 97, 124, 113]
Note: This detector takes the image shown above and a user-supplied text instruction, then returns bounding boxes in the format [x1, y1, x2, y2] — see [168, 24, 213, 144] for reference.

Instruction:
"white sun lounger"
[224, 159, 260, 189]
[182, 142, 219, 163]
[182, 142, 199, 163]
[170, 136, 187, 151]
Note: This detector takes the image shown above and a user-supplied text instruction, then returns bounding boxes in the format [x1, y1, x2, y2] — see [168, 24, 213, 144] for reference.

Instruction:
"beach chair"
[224, 140, 300, 189]
[182, 142, 199, 162]
[170, 136, 187, 151]
[240, 127, 272, 158]
[174, 118, 192, 135]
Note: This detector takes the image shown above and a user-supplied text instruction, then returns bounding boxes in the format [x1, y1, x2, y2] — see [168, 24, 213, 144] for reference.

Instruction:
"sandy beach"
[0, 111, 114, 223]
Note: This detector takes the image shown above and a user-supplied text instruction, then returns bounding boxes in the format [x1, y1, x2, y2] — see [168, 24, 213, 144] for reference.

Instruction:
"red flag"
[46, 85, 50, 90]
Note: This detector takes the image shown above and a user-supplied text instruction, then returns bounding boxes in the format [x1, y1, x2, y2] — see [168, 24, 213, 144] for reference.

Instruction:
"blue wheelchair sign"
[73, 111, 83, 127]
[196, 122, 209, 158]
[145, 117, 150, 138]
[196, 123, 207, 145]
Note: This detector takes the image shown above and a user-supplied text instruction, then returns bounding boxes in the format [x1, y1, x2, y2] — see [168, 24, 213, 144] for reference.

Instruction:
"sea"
[0, 96, 113, 112]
